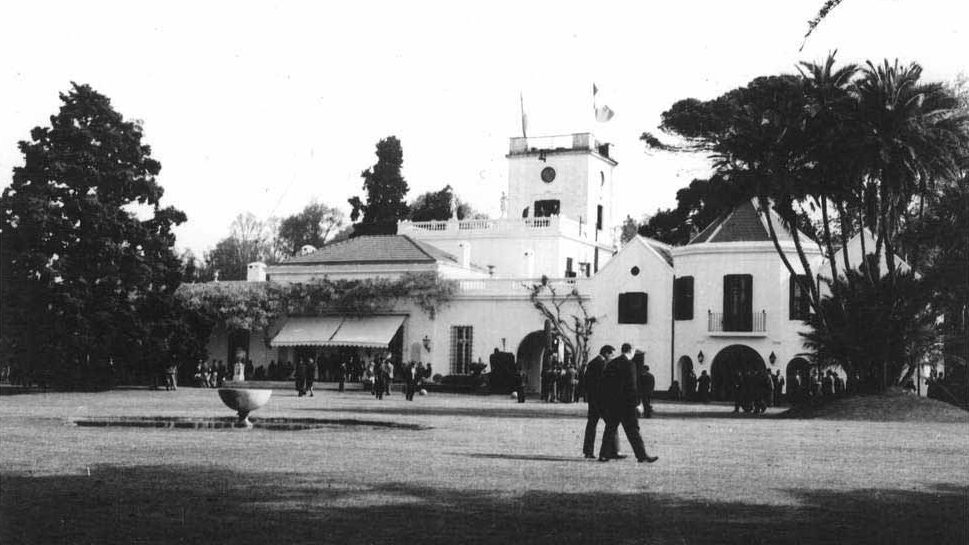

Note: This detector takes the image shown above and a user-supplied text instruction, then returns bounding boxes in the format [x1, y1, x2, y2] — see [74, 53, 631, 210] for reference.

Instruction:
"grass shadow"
[1, 464, 965, 544]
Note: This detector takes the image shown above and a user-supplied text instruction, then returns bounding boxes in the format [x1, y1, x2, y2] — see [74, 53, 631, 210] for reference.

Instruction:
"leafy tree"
[802, 265, 937, 390]
[202, 212, 273, 280]
[348, 136, 409, 234]
[899, 179, 969, 382]
[277, 201, 346, 255]
[619, 215, 641, 244]
[0, 83, 186, 386]
[652, 54, 968, 390]
[408, 185, 483, 222]
[637, 177, 746, 246]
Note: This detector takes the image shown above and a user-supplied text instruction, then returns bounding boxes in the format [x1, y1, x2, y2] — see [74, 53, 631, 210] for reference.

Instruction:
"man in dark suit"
[598, 343, 658, 464]
[582, 345, 618, 459]
[641, 365, 656, 418]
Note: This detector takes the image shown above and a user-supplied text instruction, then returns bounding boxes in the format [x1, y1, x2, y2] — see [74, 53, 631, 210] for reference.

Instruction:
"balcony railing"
[398, 216, 604, 243]
[707, 310, 767, 334]
[455, 277, 586, 297]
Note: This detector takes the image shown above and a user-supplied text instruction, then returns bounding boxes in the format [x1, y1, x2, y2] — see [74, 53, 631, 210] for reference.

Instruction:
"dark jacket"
[600, 354, 639, 410]
[642, 371, 655, 396]
[584, 355, 607, 405]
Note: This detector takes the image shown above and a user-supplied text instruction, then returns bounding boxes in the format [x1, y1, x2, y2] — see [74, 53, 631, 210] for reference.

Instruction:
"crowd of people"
[537, 352, 657, 418]
[286, 354, 433, 401]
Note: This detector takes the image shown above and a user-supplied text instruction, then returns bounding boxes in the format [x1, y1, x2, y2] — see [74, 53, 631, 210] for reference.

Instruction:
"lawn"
[1, 384, 966, 544]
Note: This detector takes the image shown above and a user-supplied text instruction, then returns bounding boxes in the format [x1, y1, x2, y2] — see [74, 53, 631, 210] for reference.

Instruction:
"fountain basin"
[218, 388, 272, 427]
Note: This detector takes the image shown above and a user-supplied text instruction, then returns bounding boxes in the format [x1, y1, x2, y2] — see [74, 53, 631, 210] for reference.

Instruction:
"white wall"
[588, 237, 675, 389]
[671, 241, 823, 383]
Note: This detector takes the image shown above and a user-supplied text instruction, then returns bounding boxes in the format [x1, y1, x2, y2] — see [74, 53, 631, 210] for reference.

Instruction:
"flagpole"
[519, 91, 527, 139]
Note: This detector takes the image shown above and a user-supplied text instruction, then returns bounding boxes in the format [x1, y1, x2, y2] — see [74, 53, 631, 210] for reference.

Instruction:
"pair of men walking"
[582, 343, 658, 464]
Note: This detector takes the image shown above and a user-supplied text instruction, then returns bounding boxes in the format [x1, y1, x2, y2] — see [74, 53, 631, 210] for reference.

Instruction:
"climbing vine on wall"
[174, 272, 457, 335]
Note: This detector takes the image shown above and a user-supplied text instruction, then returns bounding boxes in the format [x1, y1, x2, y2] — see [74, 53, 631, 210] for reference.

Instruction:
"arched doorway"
[516, 331, 546, 393]
[677, 356, 694, 383]
[785, 357, 812, 401]
[710, 345, 766, 401]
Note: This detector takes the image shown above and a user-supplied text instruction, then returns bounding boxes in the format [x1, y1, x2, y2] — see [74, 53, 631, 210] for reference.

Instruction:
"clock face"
[541, 167, 556, 183]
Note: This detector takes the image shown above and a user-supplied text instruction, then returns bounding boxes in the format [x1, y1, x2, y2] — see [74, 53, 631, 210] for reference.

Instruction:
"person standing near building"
[382, 356, 395, 396]
[338, 360, 348, 392]
[295, 358, 307, 397]
[582, 345, 616, 459]
[516, 365, 528, 403]
[641, 365, 656, 418]
[305, 356, 317, 397]
[404, 361, 418, 401]
[598, 343, 658, 464]
[697, 370, 711, 402]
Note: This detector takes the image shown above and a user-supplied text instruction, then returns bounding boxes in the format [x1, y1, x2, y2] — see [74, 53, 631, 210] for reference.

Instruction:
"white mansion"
[208, 132, 827, 397]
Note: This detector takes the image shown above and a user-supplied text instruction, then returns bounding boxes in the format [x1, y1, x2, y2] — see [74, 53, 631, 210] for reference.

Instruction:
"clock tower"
[505, 132, 617, 238]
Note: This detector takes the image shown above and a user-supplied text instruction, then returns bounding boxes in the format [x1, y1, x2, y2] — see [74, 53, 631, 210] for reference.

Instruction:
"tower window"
[596, 205, 603, 230]
[534, 200, 560, 217]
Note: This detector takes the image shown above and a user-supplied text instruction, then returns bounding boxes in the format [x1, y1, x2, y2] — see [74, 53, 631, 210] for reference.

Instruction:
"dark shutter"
[618, 292, 648, 324]
[790, 275, 811, 320]
[723, 274, 752, 331]
[674, 276, 694, 320]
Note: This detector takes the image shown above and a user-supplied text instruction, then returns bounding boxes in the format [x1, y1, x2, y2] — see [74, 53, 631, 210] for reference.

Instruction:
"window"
[596, 205, 604, 230]
[579, 262, 591, 278]
[565, 257, 576, 278]
[789, 274, 811, 320]
[534, 199, 560, 217]
[450, 326, 473, 374]
[723, 274, 753, 331]
[674, 276, 694, 320]
[618, 292, 648, 324]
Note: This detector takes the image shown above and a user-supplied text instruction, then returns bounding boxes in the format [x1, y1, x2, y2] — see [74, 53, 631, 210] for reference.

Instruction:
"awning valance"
[322, 315, 406, 348]
[270, 315, 405, 349]
[270, 316, 344, 347]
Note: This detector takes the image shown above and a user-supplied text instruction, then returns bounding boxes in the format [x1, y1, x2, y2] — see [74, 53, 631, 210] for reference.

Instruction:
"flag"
[595, 104, 615, 123]
[592, 82, 615, 123]
[520, 91, 528, 138]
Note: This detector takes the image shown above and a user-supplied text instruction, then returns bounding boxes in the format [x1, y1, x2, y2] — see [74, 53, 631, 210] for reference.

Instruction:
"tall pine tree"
[348, 136, 409, 235]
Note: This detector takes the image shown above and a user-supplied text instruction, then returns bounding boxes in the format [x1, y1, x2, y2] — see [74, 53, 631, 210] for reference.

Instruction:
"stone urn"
[218, 388, 272, 428]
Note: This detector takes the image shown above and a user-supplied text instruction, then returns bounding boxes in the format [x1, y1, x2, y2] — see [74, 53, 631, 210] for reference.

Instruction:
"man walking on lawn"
[582, 345, 620, 459]
[598, 343, 658, 464]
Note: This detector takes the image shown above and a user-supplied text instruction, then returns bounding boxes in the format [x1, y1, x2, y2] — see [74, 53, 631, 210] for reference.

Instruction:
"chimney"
[524, 250, 535, 278]
[247, 262, 267, 282]
[458, 241, 472, 268]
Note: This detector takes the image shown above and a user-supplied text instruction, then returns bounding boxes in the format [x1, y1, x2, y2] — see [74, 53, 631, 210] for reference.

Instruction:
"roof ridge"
[399, 234, 438, 262]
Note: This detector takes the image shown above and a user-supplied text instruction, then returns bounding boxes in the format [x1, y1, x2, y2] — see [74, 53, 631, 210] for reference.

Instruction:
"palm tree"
[798, 52, 860, 285]
[854, 60, 969, 277]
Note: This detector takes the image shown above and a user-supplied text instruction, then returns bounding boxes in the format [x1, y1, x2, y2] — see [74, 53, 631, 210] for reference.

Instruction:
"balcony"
[707, 310, 768, 337]
[454, 277, 589, 298]
[398, 216, 610, 245]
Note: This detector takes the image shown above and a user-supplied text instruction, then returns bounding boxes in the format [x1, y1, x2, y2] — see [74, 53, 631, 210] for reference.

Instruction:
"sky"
[1, 0, 966, 258]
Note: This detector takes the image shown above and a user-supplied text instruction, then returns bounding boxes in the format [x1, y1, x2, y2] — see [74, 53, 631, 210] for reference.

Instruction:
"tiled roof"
[278, 235, 473, 268]
[642, 238, 673, 266]
[688, 200, 797, 245]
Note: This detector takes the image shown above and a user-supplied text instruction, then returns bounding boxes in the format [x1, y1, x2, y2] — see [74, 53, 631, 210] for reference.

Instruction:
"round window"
[541, 167, 556, 183]
[630, 266, 640, 276]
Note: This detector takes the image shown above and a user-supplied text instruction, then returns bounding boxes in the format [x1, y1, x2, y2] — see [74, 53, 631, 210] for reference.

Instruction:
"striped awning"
[322, 315, 406, 348]
[270, 315, 405, 349]
[270, 316, 344, 347]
